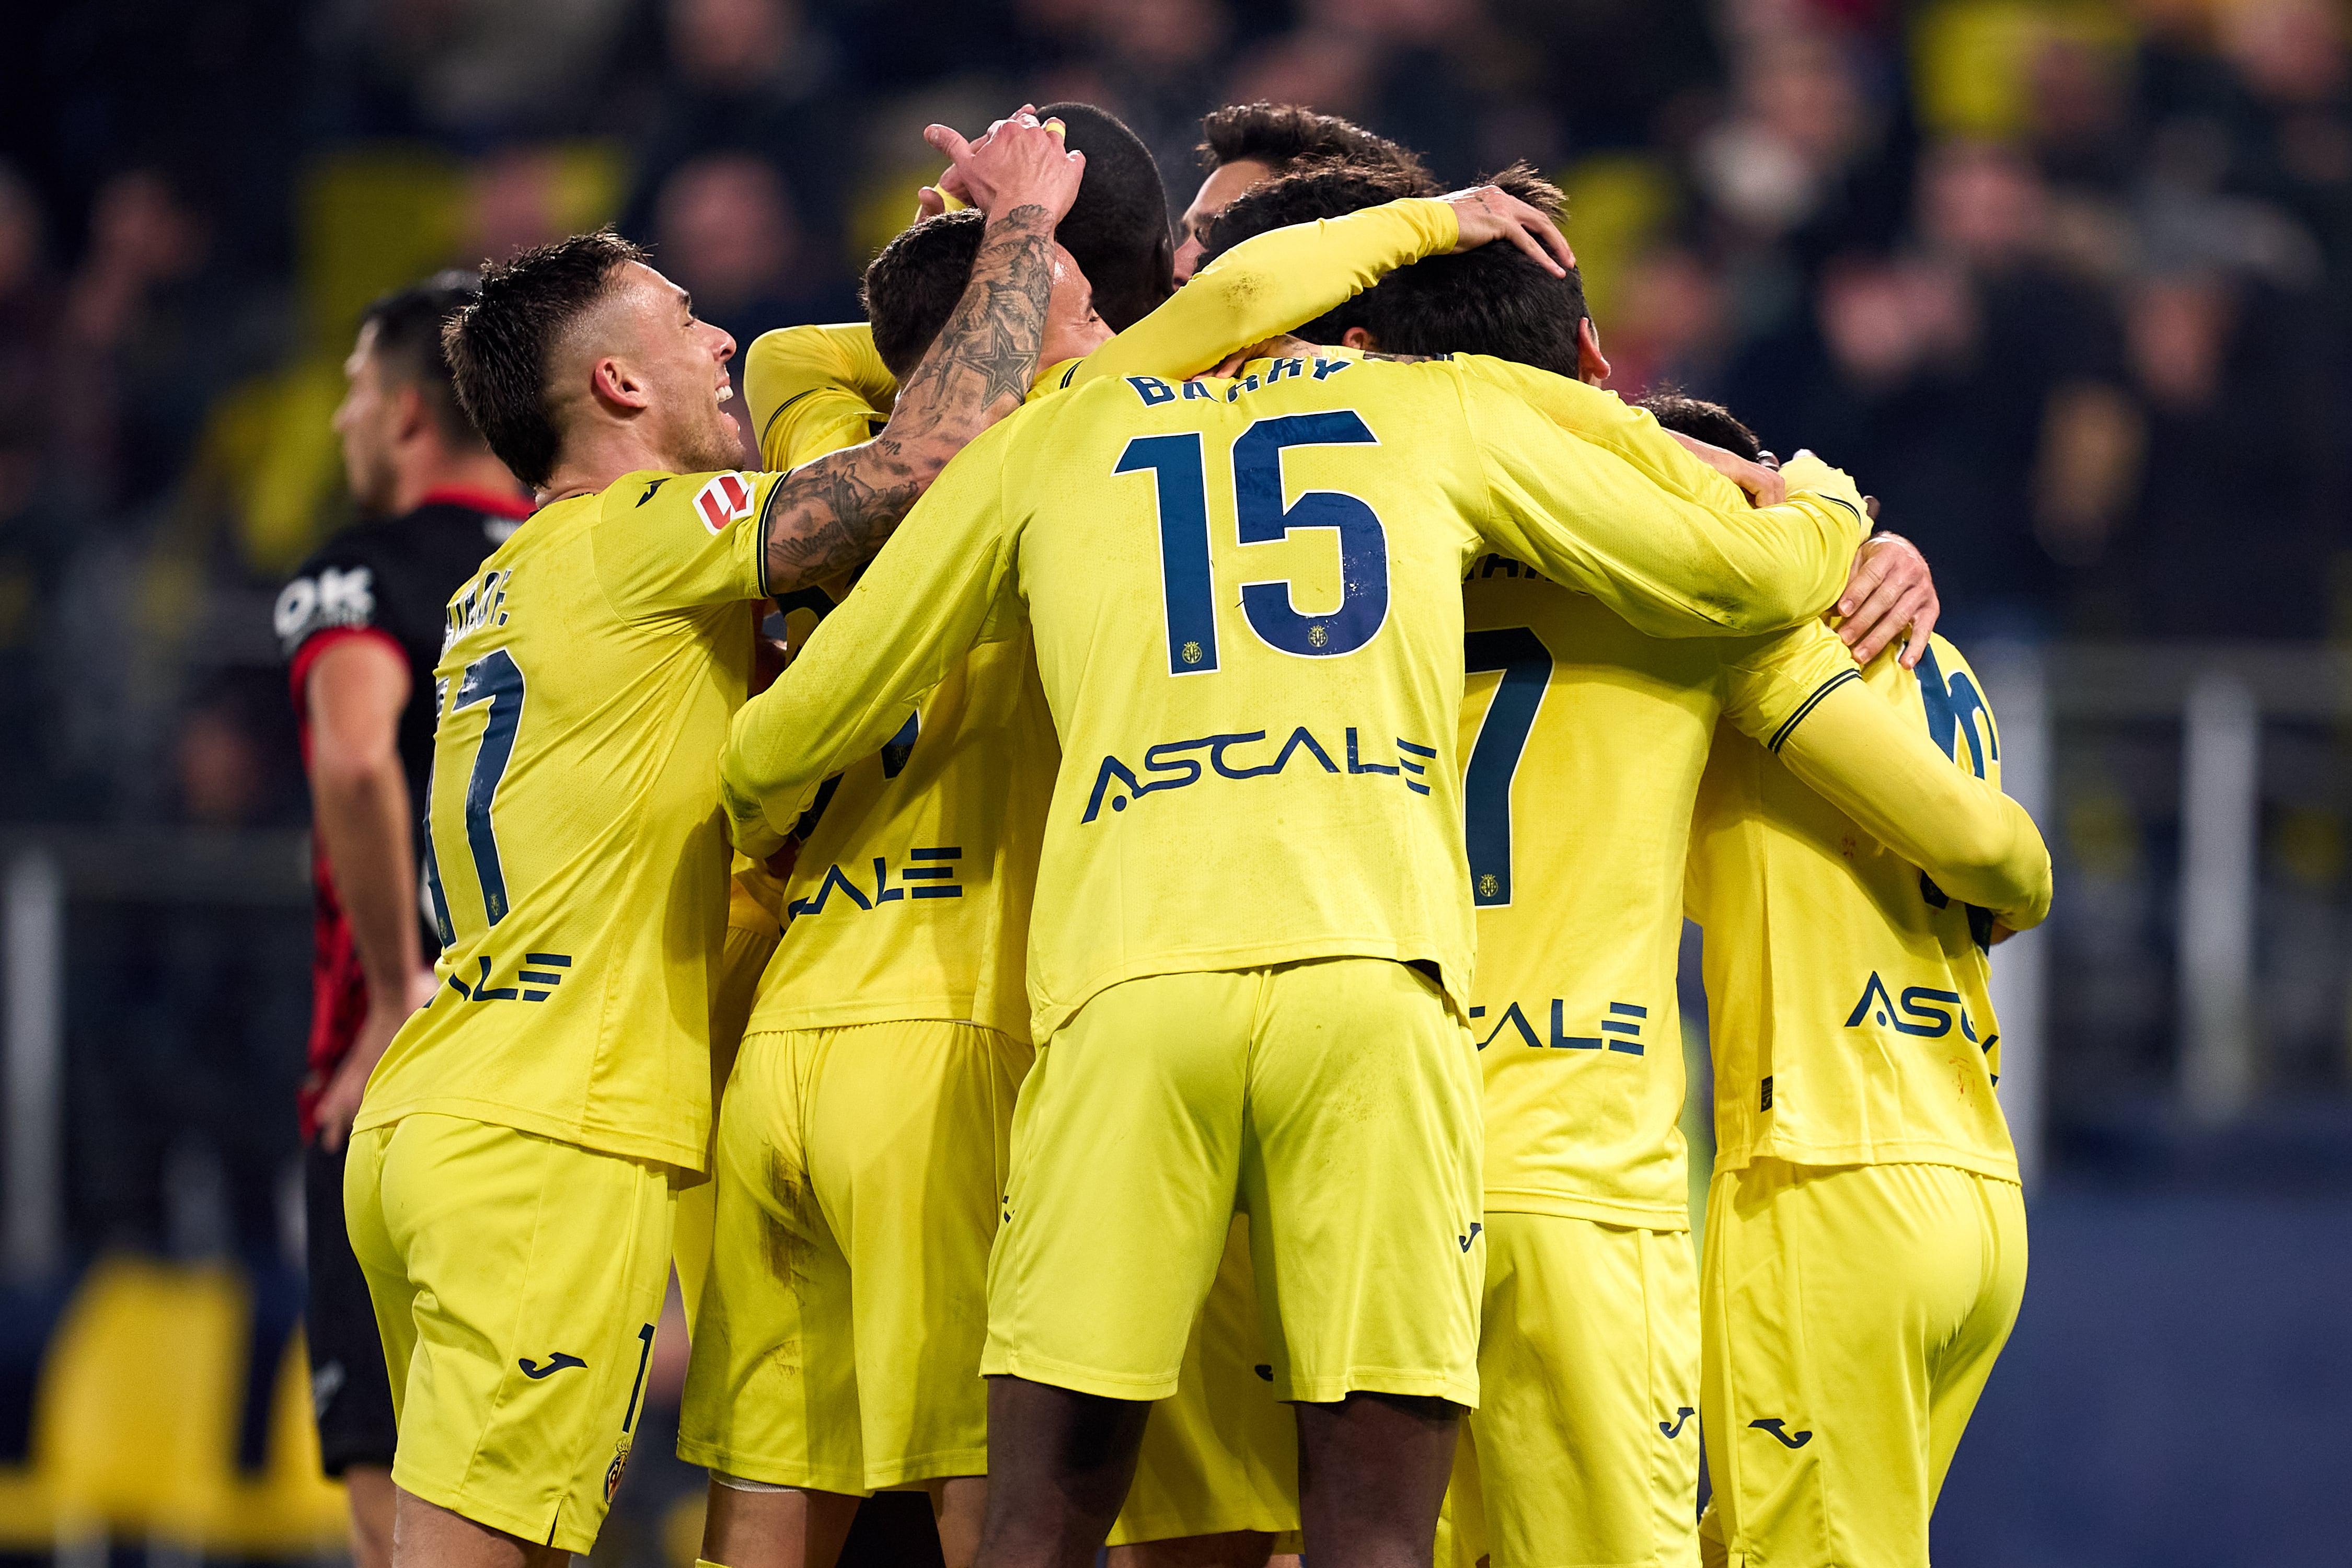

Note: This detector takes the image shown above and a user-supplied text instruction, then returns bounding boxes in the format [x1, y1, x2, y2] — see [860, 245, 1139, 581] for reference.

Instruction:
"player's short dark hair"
[1198, 102, 1434, 190]
[1196, 158, 1428, 341]
[862, 210, 987, 381]
[443, 229, 646, 490]
[1638, 394, 1762, 461]
[361, 271, 486, 451]
[1354, 164, 1589, 381]
[1039, 102, 1173, 332]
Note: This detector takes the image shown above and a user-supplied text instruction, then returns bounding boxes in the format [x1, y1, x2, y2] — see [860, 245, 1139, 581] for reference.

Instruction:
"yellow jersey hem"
[744, 992, 1030, 1044]
[1279, 1368, 1479, 1406]
[1716, 1141, 2020, 1184]
[350, 1098, 707, 1175]
[1480, 1187, 1692, 1230]
[1037, 937, 1465, 1041]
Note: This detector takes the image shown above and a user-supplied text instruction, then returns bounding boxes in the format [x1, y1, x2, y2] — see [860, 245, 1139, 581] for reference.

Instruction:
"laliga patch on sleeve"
[694, 472, 756, 535]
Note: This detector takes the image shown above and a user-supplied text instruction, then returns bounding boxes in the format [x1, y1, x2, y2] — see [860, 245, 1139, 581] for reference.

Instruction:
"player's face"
[1173, 158, 1272, 284]
[1042, 244, 1111, 367]
[332, 320, 401, 513]
[615, 261, 744, 475]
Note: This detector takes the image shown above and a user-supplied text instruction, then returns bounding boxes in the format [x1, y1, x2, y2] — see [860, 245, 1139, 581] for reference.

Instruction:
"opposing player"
[685, 124, 1572, 1568]
[721, 316, 1873, 1564]
[279, 272, 527, 1568]
[1195, 168, 2047, 1568]
[1668, 407, 2043, 1568]
[1174, 101, 1435, 280]
[339, 116, 1083, 1568]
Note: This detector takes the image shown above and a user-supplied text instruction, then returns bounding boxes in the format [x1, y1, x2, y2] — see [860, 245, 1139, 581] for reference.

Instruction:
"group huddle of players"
[278, 96, 2051, 1568]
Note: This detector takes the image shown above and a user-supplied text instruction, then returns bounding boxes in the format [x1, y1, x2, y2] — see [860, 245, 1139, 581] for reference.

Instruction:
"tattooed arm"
[760, 113, 1082, 592]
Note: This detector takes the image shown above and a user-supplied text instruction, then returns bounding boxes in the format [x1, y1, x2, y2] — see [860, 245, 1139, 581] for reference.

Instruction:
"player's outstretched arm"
[1723, 622, 2053, 930]
[1077, 186, 1568, 387]
[1463, 376, 1864, 637]
[723, 418, 1025, 860]
[758, 113, 1081, 593]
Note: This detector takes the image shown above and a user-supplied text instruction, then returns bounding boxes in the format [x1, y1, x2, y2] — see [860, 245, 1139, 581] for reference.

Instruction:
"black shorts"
[304, 1137, 397, 1476]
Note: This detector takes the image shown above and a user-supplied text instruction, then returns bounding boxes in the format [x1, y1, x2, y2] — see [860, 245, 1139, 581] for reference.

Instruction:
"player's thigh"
[678, 1029, 867, 1495]
[306, 1136, 397, 1477]
[802, 1019, 1033, 1488]
[1111, 1214, 1300, 1549]
[342, 1122, 417, 1424]
[1471, 1213, 1700, 1568]
[984, 970, 1253, 1401]
[374, 1113, 675, 1554]
[1702, 1160, 1984, 1568]
[1925, 1172, 2028, 1505]
[1240, 956, 1483, 1405]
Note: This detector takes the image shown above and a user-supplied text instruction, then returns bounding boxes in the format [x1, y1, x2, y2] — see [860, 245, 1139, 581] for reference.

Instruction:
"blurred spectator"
[55, 167, 285, 513]
[2120, 271, 2342, 639]
[319, 0, 640, 139]
[622, 0, 854, 272]
[654, 154, 850, 360]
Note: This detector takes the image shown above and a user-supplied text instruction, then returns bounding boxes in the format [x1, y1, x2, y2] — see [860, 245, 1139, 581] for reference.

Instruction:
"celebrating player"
[338, 113, 1082, 1568]
[720, 290, 1869, 1564]
[1174, 101, 1435, 281]
[685, 103, 1572, 1568]
[1657, 404, 2042, 1568]
[279, 271, 528, 1568]
[1195, 166, 2050, 1568]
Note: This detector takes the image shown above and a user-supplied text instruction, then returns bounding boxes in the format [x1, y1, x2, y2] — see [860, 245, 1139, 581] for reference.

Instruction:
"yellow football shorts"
[1437, 1213, 1701, 1568]
[1698, 1159, 2027, 1568]
[343, 1113, 676, 1554]
[1109, 1215, 1301, 1548]
[675, 879, 785, 1341]
[677, 1019, 1032, 1494]
[983, 956, 1484, 1407]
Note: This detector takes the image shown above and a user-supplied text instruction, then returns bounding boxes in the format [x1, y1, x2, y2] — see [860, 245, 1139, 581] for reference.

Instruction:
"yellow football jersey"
[1458, 463, 2043, 1228]
[733, 195, 1468, 1040]
[356, 467, 775, 1171]
[725, 352, 1865, 1040]
[1687, 632, 2041, 1182]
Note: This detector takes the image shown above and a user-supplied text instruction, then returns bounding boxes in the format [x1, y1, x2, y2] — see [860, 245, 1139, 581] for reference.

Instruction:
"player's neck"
[537, 423, 688, 508]
[390, 451, 524, 516]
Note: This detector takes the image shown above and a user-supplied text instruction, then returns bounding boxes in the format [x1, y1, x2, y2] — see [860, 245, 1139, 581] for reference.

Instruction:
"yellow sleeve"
[1073, 198, 1459, 386]
[591, 468, 774, 617]
[1458, 374, 1862, 637]
[721, 417, 1026, 858]
[1777, 450, 1869, 520]
[1453, 356, 1754, 511]
[745, 324, 898, 471]
[1719, 622, 2054, 929]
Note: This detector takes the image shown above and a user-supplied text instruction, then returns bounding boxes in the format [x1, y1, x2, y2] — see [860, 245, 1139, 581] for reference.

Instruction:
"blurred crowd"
[3, 0, 2348, 829]
[2, 0, 2351, 1254]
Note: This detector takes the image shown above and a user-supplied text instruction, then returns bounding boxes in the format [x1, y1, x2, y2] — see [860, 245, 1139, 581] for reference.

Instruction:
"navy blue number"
[1462, 628, 1551, 907]
[1233, 412, 1386, 658]
[1116, 433, 1219, 675]
[448, 649, 526, 925]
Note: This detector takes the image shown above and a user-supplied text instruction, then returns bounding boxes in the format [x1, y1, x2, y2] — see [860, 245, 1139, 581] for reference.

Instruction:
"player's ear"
[1576, 317, 1610, 386]
[587, 354, 653, 414]
[1341, 326, 1380, 352]
[391, 382, 432, 445]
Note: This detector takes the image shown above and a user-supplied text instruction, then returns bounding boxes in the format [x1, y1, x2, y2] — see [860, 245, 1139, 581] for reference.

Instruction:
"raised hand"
[925, 107, 1084, 226]
[1440, 185, 1576, 277]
